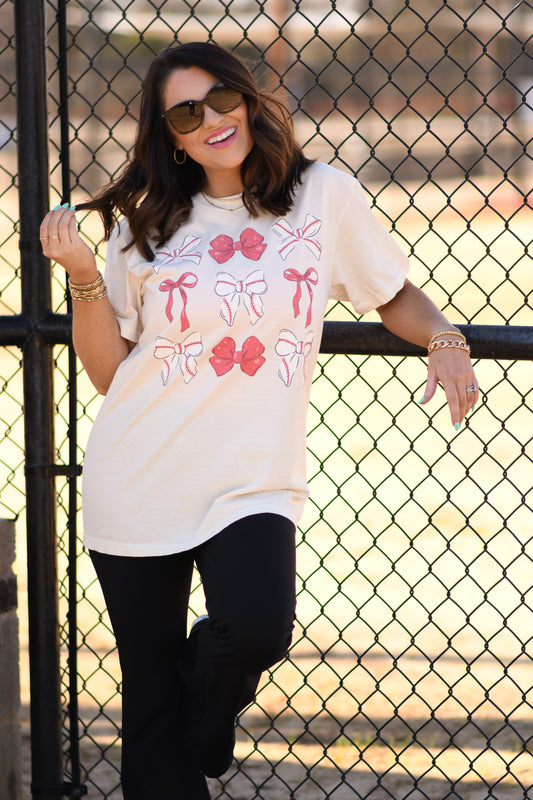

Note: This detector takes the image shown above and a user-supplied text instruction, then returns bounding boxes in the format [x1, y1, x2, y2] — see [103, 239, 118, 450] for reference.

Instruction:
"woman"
[40, 42, 477, 800]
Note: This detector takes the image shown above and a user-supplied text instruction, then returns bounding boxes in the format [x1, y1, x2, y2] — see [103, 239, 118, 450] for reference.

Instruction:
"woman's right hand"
[40, 204, 131, 394]
[40, 204, 98, 282]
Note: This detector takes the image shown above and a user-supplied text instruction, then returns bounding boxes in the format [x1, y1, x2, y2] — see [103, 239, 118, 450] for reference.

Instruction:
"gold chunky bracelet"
[428, 339, 471, 355]
[68, 271, 108, 302]
[428, 330, 466, 347]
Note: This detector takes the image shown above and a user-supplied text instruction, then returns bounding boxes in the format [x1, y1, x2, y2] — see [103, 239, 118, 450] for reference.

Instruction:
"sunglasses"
[162, 82, 244, 134]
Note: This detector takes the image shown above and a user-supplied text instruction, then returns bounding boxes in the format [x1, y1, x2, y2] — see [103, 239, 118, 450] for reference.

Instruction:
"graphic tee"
[82, 163, 409, 555]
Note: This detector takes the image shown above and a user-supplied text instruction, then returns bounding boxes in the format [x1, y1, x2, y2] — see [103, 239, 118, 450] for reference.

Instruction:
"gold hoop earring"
[173, 147, 186, 165]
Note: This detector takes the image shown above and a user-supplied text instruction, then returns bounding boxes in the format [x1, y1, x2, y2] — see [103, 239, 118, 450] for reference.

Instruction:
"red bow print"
[209, 229, 267, 264]
[159, 272, 198, 330]
[209, 336, 265, 377]
[284, 268, 318, 328]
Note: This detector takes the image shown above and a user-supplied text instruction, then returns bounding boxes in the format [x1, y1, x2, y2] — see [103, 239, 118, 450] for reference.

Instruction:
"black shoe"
[190, 614, 209, 636]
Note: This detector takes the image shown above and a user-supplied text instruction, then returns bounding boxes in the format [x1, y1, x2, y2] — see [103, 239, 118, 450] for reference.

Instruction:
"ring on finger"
[466, 384, 478, 394]
[40, 236, 49, 241]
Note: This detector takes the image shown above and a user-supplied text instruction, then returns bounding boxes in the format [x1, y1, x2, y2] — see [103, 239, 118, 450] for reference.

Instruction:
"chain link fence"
[2, 1, 533, 798]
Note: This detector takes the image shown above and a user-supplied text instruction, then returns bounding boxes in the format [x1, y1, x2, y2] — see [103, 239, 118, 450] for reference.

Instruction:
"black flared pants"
[90, 513, 297, 800]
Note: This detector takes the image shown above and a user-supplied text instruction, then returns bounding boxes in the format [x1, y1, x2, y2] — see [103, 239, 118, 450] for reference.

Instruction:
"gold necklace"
[201, 190, 245, 212]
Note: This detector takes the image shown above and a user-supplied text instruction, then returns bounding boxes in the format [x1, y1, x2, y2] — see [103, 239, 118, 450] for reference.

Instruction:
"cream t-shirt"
[82, 162, 409, 555]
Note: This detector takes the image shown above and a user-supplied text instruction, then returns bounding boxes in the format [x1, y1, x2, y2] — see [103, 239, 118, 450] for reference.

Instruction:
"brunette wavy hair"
[77, 41, 313, 260]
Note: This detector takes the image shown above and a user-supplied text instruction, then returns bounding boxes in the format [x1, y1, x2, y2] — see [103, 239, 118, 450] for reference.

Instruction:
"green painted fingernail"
[418, 397, 425, 404]
[454, 421, 460, 431]
[61, 202, 69, 208]
[52, 204, 60, 210]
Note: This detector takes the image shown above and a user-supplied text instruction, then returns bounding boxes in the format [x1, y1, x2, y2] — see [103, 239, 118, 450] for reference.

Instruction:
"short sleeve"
[329, 175, 409, 315]
[104, 223, 143, 343]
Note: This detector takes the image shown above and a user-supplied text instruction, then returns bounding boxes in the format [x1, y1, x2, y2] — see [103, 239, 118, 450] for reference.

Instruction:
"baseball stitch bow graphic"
[152, 235, 203, 274]
[209, 228, 267, 264]
[272, 214, 322, 261]
[154, 332, 203, 385]
[283, 267, 318, 328]
[209, 336, 266, 377]
[275, 329, 314, 387]
[159, 272, 198, 331]
[215, 269, 268, 326]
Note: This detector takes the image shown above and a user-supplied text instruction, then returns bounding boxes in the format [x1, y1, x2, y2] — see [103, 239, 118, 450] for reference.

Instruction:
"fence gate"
[1, 1, 533, 798]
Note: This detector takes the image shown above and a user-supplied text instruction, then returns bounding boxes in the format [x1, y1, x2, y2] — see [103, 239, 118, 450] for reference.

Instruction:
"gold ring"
[48, 235, 60, 240]
[40, 236, 49, 241]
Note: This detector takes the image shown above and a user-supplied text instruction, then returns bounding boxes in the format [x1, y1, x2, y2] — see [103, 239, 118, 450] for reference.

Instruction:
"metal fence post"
[14, 0, 63, 797]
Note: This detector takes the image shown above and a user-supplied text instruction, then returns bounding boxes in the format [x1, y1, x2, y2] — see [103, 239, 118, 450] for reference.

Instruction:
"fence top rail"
[320, 321, 533, 360]
[0, 314, 531, 359]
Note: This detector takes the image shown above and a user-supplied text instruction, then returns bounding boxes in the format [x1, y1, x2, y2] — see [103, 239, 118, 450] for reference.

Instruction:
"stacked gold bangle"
[68, 271, 107, 302]
[427, 330, 470, 355]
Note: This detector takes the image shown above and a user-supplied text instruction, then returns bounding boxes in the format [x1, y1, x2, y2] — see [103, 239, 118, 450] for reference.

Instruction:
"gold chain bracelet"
[428, 339, 471, 355]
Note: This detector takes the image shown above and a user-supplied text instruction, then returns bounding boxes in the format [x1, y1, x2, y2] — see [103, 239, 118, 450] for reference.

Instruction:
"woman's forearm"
[40, 206, 131, 394]
[377, 279, 477, 427]
[376, 279, 461, 347]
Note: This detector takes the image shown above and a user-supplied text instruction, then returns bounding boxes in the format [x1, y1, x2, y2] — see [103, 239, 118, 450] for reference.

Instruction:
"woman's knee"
[213, 610, 295, 671]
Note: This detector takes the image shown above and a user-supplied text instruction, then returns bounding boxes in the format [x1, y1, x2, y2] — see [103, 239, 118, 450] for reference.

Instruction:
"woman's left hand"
[418, 347, 479, 429]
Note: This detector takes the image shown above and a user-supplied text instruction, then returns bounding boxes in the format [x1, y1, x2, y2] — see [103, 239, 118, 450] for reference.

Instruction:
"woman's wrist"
[69, 271, 107, 302]
[64, 250, 99, 285]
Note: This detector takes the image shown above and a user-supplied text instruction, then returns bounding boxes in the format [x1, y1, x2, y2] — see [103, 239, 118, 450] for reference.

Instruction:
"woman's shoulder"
[108, 217, 152, 261]
[106, 217, 151, 270]
[300, 161, 360, 193]
[295, 162, 364, 213]
[108, 216, 132, 246]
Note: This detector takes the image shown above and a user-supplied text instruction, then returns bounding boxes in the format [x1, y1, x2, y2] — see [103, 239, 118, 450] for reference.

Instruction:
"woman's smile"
[205, 125, 238, 147]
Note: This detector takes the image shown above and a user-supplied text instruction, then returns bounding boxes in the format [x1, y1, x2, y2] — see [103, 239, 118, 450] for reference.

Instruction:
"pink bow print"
[209, 336, 265, 377]
[159, 272, 198, 330]
[275, 329, 314, 387]
[273, 214, 322, 261]
[154, 332, 203, 385]
[283, 267, 318, 328]
[209, 229, 267, 264]
[153, 235, 203, 274]
[215, 269, 268, 326]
